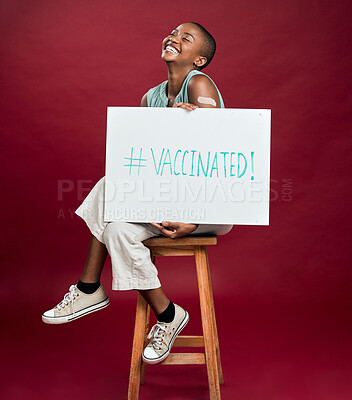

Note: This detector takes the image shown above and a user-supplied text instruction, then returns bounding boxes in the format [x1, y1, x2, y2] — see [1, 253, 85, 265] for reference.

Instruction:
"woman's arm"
[187, 74, 221, 108]
[141, 92, 148, 107]
[173, 74, 221, 110]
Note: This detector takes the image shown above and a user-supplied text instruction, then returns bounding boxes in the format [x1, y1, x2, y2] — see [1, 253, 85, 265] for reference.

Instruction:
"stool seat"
[128, 235, 223, 400]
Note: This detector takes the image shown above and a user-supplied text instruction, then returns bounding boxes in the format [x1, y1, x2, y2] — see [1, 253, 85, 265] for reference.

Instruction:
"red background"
[1, 0, 351, 399]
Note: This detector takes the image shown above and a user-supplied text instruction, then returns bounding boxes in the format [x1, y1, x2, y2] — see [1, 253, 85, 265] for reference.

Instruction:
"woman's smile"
[162, 37, 182, 57]
[164, 44, 180, 55]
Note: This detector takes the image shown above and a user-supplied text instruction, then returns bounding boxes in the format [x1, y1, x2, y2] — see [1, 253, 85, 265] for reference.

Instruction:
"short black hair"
[188, 22, 216, 70]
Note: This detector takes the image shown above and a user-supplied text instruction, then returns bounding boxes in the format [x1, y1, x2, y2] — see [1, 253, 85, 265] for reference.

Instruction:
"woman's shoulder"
[146, 79, 166, 97]
[185, 70, 225, 108]
[146, 79, 168, 107]
[187, 70, 219, 90]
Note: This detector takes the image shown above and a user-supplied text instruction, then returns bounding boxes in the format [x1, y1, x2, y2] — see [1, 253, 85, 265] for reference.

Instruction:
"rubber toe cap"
[143, 346, 158, 360]
[43, 309, 55, 318]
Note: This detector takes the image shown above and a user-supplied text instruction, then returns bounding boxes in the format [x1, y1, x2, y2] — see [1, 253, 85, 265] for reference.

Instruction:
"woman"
[42, 22, 232, 365]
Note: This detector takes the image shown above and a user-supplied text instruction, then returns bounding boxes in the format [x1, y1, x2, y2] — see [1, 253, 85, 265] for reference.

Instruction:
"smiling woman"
[143, 22, 223, 109]
[42, 21, 232, 373]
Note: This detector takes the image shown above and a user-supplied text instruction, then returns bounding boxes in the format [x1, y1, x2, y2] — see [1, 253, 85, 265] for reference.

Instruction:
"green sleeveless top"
[146, 70, 225, 108]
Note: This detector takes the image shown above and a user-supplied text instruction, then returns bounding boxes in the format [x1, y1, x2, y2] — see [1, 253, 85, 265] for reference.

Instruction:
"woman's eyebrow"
[173, 28, 194, 39]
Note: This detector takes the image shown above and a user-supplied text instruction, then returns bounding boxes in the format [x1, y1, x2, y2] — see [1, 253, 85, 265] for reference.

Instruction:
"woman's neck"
[166, 66, 194, 99]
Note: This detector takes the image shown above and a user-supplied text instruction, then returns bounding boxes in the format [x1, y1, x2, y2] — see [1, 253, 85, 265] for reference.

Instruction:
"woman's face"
[161, 23, 204, 68]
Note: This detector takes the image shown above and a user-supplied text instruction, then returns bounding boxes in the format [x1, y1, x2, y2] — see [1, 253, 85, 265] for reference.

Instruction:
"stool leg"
[140, 304, 150, 384]
[195, 245, 221, 400]
[139, 252, 155, 385]
[128, 292, 149, 400]
[205, 248, 224, 384]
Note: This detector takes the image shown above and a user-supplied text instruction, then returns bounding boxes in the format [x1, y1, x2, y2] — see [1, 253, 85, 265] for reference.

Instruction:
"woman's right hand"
[172, 102, 198, 111]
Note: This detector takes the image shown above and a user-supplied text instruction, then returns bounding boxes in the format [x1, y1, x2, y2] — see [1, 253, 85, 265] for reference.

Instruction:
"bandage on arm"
[197, 96, 217, 107]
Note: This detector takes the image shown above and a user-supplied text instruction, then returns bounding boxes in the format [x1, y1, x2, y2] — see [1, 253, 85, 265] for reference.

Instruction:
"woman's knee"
[103, 222, 131, 241]
[104, 221, 142, 243]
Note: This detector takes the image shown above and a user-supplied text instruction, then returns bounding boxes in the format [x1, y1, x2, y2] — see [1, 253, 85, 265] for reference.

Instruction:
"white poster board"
[105, 107, 271, 225]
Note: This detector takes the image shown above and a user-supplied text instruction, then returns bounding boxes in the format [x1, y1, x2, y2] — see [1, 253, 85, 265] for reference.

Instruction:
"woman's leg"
[80, 234, 108, 283]
[102, 221, 162, 290]
[138, 287, 170, 315]
[42, 233, 110, 324]
[102, 221, 177, 320]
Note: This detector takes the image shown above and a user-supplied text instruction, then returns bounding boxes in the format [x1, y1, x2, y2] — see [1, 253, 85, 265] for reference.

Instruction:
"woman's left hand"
[172, 102, 198, 111]
[151, 221, 199, 239]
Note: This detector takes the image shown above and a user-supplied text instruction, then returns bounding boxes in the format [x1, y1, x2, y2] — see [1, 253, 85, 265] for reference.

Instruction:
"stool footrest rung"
[173, 335, 204, 347]
[151, 247, 195, 256]
[157, 353, 206, 365]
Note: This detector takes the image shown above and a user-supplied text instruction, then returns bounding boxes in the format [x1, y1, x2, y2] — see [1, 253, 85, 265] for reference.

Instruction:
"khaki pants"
[75, 177, 233, 290]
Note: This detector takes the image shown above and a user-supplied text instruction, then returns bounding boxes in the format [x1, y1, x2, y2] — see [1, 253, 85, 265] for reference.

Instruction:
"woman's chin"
[161, 55, 172, 63]
[161, 51, 178, 62]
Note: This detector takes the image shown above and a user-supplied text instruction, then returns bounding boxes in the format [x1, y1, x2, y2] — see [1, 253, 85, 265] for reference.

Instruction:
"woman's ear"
[194, 56, 207, 69]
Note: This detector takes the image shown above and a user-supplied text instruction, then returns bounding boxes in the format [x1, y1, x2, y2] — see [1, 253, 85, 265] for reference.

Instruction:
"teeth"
[166, 45, 178, 54]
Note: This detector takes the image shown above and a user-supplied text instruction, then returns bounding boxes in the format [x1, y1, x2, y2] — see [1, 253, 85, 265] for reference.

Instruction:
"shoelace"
[147, 323, 168, 350]
[56, 285, 79, 315]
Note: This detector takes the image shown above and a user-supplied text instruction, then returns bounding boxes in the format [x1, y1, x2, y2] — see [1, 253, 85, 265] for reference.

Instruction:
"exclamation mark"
[251, 151, 254, 180]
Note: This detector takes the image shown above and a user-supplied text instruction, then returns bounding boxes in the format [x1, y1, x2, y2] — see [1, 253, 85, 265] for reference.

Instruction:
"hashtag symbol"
[124, 147, 147, 175]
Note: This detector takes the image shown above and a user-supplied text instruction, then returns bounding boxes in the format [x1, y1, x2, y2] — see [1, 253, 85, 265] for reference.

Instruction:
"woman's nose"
[168, 34, 179, 43]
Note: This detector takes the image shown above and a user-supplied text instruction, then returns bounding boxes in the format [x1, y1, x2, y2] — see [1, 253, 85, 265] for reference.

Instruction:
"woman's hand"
[151, 221, 199, 239]
[172, 102, 198, 111]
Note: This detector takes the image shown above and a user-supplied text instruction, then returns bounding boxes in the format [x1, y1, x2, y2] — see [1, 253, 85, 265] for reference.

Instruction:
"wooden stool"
[128, 236, 224, 400]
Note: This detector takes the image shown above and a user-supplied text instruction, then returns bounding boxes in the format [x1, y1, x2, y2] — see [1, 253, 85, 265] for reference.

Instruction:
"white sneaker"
[42, 284, 110, 324]
[142, 304, 189, 365]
